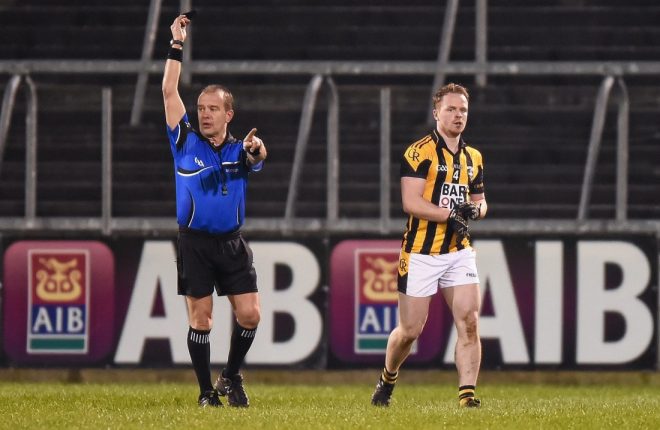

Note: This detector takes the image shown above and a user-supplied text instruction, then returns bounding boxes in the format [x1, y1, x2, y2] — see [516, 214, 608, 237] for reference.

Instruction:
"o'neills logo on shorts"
[3, 241, 115, 364]
[354, 248, 401, 354]
[28, 250, 90, 354]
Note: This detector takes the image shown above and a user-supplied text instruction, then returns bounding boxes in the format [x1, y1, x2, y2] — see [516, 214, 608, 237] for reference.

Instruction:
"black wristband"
[167, 47, 183, 62]
[170, 39, 184, 47]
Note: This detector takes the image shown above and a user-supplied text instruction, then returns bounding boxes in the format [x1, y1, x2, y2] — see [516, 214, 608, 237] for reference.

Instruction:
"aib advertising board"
[1, 235, 657, 369]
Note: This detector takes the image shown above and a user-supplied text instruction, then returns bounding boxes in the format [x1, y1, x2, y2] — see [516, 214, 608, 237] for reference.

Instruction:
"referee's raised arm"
[162, 15, 190, 130]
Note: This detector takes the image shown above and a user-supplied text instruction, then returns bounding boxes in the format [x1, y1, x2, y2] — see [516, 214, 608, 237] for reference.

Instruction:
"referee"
[163, 13, 267, 408]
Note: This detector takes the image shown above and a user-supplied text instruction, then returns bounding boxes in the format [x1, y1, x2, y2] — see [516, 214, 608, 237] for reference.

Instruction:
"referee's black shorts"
[176, 227, 258, 298]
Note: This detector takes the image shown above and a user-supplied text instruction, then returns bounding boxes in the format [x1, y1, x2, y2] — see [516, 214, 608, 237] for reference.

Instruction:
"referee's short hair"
[432, 82, 469, 107]
[199, 84, 234, 111]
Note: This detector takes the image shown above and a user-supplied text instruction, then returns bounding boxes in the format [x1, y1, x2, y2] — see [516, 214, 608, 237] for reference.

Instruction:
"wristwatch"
[170, 39, 184, 48]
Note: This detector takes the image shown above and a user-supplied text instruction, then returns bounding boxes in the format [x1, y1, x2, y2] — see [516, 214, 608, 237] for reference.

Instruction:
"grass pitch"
[1, 378, 659, 429]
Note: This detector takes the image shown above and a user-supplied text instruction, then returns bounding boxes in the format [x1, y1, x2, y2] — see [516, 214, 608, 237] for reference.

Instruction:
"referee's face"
[433, 93, 468, 138]
[197, 90, 234, 140]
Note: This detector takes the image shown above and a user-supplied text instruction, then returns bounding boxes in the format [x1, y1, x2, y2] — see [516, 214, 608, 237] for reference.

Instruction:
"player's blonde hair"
[432, 83, 469, 107]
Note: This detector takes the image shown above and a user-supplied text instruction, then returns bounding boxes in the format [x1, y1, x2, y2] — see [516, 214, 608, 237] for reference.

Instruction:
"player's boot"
[459, 397, 481, 408]
[371, 377, 395, 406]
[198, 389, 222, 407]
[215, 370, 249, 407]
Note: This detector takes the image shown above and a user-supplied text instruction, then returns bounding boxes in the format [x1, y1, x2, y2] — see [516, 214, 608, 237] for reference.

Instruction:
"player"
[162, 13, 267, 407]
[371, 83, 487, 408]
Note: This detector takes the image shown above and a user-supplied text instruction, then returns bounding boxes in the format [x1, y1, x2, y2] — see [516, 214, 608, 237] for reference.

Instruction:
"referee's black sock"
[224, 323, 257, 377]
[187, 326, 213, 393]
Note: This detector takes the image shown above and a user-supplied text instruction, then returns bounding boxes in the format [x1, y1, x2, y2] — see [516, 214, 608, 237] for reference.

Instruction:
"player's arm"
[162, 15, 190, 130]
[401, 177, 453, 223]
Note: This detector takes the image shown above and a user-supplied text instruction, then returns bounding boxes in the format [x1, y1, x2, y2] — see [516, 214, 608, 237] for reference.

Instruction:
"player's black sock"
[187, 326, 213, 393]
[224, 323, 257, 377]
[381, 367, 398, 384]
[459, 384, 476, 402]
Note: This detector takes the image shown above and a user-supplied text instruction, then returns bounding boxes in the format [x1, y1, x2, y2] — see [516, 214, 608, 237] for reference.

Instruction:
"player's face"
[433, 93, 468, 138]
[197, 91, 234, 139]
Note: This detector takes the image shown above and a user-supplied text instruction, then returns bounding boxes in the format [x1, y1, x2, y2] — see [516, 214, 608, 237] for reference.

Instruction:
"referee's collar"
[201, 131, 237, 152]
[431, 128, 466, 150]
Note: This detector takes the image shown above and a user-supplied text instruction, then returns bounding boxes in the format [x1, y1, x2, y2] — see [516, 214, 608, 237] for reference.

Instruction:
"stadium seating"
[0, 0, 658, 220]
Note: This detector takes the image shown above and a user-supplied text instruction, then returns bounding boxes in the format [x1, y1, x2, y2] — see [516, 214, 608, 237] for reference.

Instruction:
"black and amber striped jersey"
[400, 129, 485, 255]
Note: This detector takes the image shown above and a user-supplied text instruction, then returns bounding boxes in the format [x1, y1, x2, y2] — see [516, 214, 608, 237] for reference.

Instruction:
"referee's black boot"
[215, 370, 249, 407]
[371, 377, 395, 406]
[198, 389, 222, 407]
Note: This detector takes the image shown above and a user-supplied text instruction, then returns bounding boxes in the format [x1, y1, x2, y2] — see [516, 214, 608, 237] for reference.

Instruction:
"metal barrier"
[1, 60, 659, 235]
[24, 76, 37, 224]
[428, 0, 459, 125]
[130, 0, 191, 125]
[427, 0, 488, 124]
[578, 76, 630, 221]
[3, 60, 660, 76]
[285, 75, 322, 220]
[0, 74, 22, 176]
[283, 74, 339, 228]
[2, 0, 660, 235]
[102, 87, 113, 235]
[379, 87, 392, 234]
[475, 0, 488, 87]
[130, 0, 163, 126]
[0, 74, 37, 223]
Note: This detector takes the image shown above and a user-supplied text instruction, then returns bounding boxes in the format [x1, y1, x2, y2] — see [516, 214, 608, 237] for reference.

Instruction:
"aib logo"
[3, 241, 115, 364]
[329, 240, 444, 365]
[355, 251, 404, 354]
[28, 251, 89, 353]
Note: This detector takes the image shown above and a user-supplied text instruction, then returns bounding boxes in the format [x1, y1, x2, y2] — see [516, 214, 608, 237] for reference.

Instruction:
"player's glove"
[456, 201, 481, 220]
[447, 208, 469, 237]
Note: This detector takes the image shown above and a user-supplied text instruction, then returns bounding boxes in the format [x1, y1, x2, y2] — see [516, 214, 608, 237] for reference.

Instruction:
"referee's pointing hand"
[243, 128, 267, 163]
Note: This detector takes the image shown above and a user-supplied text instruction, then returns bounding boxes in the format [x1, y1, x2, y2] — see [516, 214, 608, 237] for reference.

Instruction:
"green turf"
[1, 382, 659, 429]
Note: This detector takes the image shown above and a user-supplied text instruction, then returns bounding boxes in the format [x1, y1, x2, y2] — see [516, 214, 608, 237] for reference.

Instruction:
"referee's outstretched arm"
[163, 14, 190, 130]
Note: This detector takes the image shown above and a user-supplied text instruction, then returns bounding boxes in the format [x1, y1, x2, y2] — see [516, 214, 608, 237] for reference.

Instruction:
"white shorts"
[398, 248, 480, 297]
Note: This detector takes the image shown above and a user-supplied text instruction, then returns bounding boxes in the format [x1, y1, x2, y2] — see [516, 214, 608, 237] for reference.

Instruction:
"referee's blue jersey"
[166, 114, 263, 234]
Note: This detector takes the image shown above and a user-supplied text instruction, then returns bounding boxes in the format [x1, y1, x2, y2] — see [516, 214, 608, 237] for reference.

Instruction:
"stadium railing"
[0, 0, 659, 236]
[1, 59, 660, 237]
